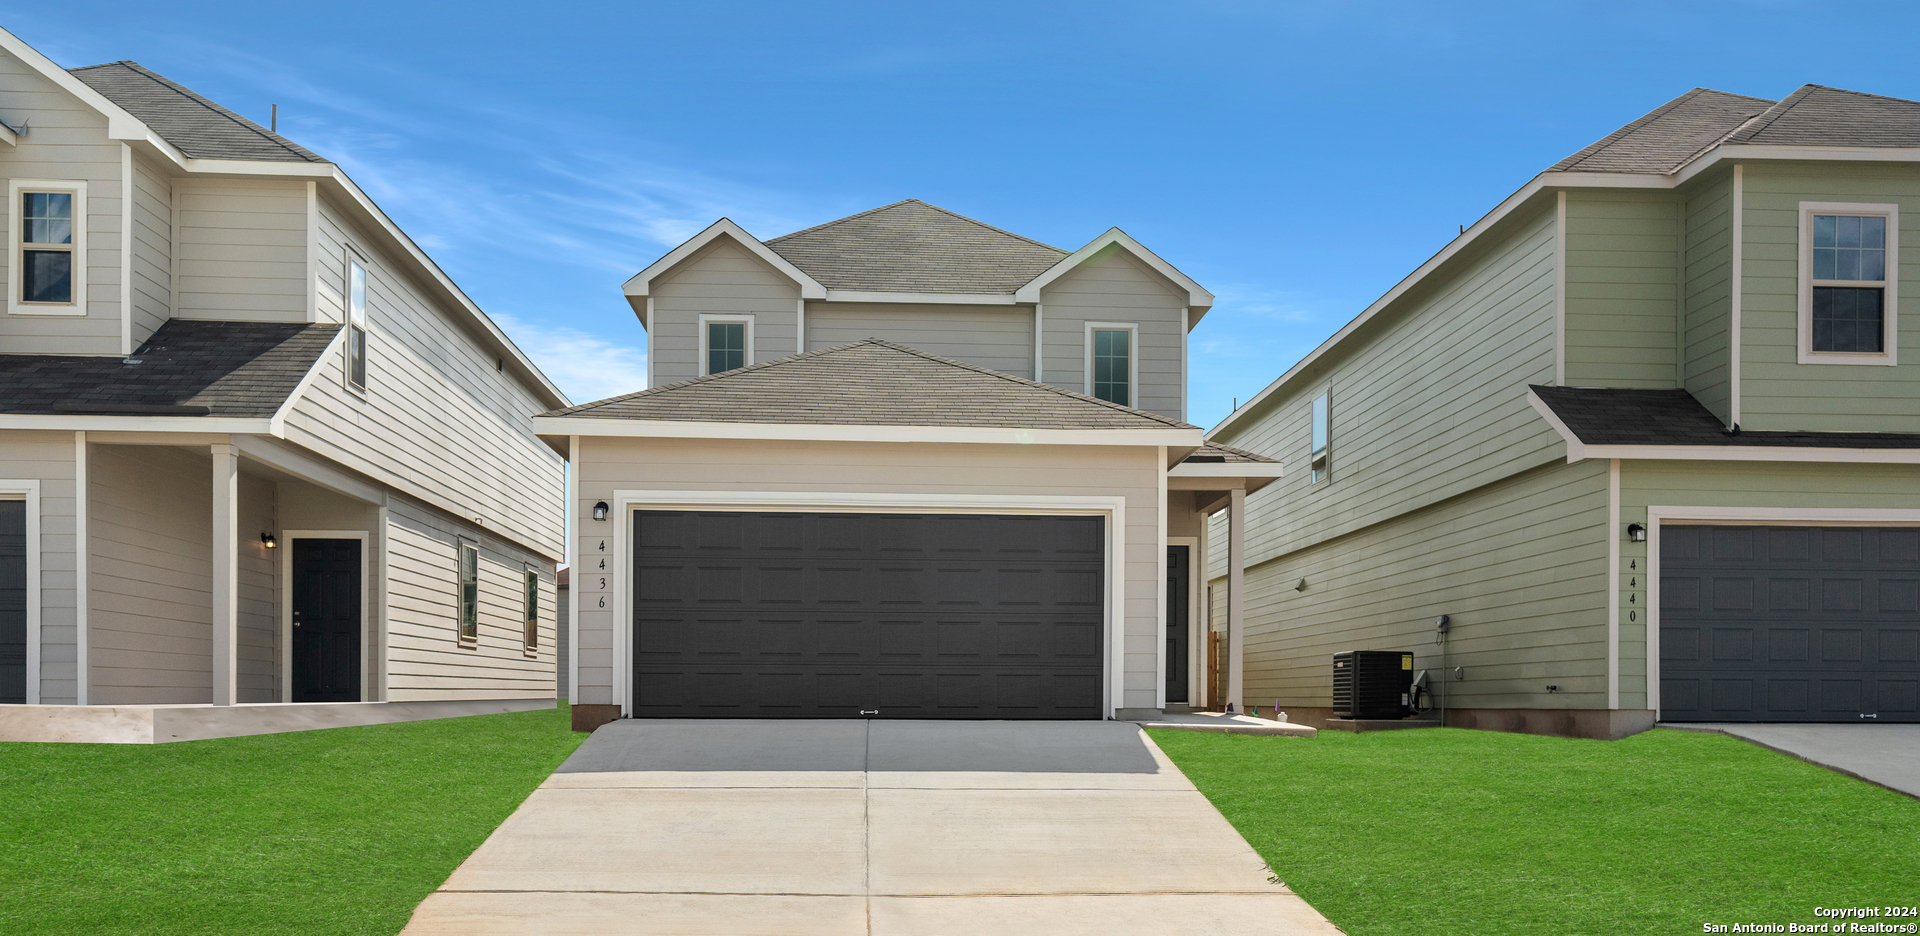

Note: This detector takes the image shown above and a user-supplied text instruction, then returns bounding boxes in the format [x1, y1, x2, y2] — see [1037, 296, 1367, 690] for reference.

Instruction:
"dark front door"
[0, 500, 24, 704]
[1661, 525, 1919, 723]
[1166, 545, 1189, 703]
[292, 538, 362, 703]
[633, 511, 1106, 719]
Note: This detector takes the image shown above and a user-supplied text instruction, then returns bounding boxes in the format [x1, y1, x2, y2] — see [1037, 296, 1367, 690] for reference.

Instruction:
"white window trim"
[1798, 201, 1898, 366]
[8, 179, 87, 317]
[1083, 321, 1139, 407]
[1308, 391, 1331, 485]
[698, 313, 755, 376]
[0, 483, 40, 703]
[278, 531, 372, 703]
[343, 246, 370, 394]
[457, 540, 480, 646]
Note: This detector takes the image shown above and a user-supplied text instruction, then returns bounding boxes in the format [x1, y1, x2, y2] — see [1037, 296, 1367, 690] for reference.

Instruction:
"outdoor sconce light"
[261, 532, 277, 549]
[593, 501, 609, 522]
[1294, 577, 1307, 592]
[1626, 523, 1647, 543]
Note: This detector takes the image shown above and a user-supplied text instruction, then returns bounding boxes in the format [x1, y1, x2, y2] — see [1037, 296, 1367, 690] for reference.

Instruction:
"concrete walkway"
[1666, 723, 1920, 799]
[401, 719, 1342, 935]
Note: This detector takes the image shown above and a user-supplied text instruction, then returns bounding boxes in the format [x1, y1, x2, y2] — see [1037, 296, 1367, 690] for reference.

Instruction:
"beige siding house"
[1209, 85, 1920, 738]
[539, 202, 1281, 730]
[0, 30, 567, 742]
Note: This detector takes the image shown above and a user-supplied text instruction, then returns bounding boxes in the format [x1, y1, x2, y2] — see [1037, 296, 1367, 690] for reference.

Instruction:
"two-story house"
[1207, 86, 1920, 738]
[0, 28, 569, 742]
[534, 200, 1281, 730]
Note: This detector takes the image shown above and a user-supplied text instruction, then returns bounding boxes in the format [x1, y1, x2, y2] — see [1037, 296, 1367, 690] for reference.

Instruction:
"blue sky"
[12, 2, 1920, 425]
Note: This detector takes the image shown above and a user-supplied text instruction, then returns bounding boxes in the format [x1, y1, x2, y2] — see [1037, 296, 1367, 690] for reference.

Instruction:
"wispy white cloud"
[494, 314, 647, 406]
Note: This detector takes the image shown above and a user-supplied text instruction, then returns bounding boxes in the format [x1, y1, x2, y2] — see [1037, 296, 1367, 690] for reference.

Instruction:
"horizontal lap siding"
[0, 53, 123, 352]
[130, 153, 173, 347]
[1564, 192, 1679, 388]
[650, 236, 801, 385]
[0, 432, 77, 703]
[572, 438, 1160, 711]
[174, 178, 307, 322]
[384, 497, 554, 701]
[1739, 163, 1920, 432]
[281, 195, 565, 560]
[1684, 171, 1734, 424]
[806, 303, 1033, 378]
[1215, 459, 1610, 712]
[1040, 246, 1186, 421]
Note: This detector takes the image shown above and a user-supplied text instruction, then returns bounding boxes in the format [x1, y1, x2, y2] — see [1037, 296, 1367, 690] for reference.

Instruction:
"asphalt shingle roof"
[1183, 441, 1277, 464]
[68, 61, 327, 162]
[549, 338, 1194, 430]
[764, 200, 1068, 294]
[1531, 386, 1920, 449]
[1551, 84, 1920, 176]
[0, 320, 339, 417]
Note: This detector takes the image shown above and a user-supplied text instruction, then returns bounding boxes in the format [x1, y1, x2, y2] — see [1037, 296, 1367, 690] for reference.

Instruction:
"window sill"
[8, 304, 86, 316]
[1797, 351, 1898, 366]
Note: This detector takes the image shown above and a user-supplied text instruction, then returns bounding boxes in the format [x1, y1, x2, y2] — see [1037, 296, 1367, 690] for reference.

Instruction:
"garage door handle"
[860, 710, 878, 715]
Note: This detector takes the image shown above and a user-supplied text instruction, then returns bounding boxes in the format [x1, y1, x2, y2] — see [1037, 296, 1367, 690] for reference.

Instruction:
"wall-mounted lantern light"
[261, 532, 277, 549]
[592, 501, 609, 522]
[1626, 523, 1647, 543]
[1294, 578, 1307, 592]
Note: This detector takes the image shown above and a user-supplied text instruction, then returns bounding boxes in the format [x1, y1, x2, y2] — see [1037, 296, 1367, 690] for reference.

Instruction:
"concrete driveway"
[401, 719, 1341, 935]
[1669, 723, 1920, 799]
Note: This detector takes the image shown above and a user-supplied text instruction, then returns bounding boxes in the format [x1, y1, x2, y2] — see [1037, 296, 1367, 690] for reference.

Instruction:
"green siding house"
[1208, 86, 1920, 739]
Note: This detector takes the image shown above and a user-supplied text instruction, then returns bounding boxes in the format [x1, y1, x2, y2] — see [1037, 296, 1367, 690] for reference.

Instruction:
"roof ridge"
[1723, 84, 1818, 145]
[767, 199, 1068, 254]
[1551, 88, 1776, 173]
[69, 60, 325, 163]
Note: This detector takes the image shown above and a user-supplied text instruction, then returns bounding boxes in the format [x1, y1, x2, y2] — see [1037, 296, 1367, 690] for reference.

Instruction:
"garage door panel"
[1662, 525, 1919, 723]
[633, 511, 1106, 719]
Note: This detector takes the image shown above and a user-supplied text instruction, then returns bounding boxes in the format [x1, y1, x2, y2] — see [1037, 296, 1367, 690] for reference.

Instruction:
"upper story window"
[1800, 203, 1898, 365]
[1088, 324, 1136, 406]
[458, 543, 479, 644]
[1308, 392, 1330, 484]
[701, 315, 752, 375]
[346, 256, 370, 390]
[10, 181, 86, 315]
[523, 570, 539, 653]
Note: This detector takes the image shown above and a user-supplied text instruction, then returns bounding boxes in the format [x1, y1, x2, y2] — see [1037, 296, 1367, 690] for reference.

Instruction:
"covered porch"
[1162, 441, 1283, 718]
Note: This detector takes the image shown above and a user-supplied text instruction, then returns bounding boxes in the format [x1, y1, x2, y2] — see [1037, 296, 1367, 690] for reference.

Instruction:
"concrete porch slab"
[0, 698, 554, 744]
[1129, 711, 1318, 737]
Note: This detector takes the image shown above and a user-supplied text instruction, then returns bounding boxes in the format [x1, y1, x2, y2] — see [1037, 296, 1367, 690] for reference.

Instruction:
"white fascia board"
[231, 435, 383, 504]
[822, 289, 1020, 305]
[1526, 387, 1589, 461]
[1585, 444, 1920, 464]
[0, 27, 187, 167]
[1016, 227, 1215, 311]
[533, 416, 1201, 447]
[267, 327, 346, 437]
[1167, 462, 1285, 479]
[0, 415, 272, 433]
[623, 219, 827, 300]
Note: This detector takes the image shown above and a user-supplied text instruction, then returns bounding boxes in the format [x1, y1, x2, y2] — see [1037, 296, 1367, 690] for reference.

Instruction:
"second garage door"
[1660, 524, 1920, 723]
[631, 510, 1106, 718]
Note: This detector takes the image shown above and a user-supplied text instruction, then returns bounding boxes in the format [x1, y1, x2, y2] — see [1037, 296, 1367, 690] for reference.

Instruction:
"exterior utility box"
[1332, 651, 1414, 719]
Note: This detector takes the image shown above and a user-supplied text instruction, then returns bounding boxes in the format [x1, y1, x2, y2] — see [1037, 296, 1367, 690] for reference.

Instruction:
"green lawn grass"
[1149, 726, 1920, 936]
[0, 704, 584, 936]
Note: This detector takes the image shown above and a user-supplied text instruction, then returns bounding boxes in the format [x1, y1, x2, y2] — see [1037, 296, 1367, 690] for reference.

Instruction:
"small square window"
[458, 543, 479, 643]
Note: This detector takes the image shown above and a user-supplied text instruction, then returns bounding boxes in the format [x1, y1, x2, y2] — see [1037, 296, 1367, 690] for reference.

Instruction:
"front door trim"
[280, 530, 370, 703]
[1645, 506, 1920, 719]
[608, 490, 1127, 719]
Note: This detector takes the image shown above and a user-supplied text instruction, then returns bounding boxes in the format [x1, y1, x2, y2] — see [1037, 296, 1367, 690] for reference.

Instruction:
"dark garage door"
[1661, 525, 1919, 723]
[632, 510, 1105, 718]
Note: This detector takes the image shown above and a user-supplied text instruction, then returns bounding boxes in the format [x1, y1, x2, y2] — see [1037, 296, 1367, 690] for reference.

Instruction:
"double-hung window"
[1088, 324, 1135, 406]
[522, 570, 539, 653]
[1800, 203, 1898, 364]
[11, 181, 86, 313]
[458, 543, 479, 644]
[701, 315, 751, 375]
[346, 256, 369, 389]
[1308, 392, 1330, 484]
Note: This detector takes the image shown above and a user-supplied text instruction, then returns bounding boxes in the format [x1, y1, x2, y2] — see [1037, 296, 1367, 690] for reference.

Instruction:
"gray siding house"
[536, 201, 1281, 730]
[0, 28, 567, 742]
[1208, 86, 1920, 738]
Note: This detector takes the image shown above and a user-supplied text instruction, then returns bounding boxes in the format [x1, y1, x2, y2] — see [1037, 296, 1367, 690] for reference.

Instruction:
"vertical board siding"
[1040, 246, 1186, 421]
[0, 52, 124, 352]
[129, 152, 173, 346]
[282, 194, 566, 561]
[572, 437, 1161, 710]
[173, 178, 308, 322]
[1217, 459, 1611, 712]
[1683, 170, 1735, 424]
[1214, 206, 1562, 572]
[804, 302, 1033, 377]
[0, 432, 77, 703]
[384, 496, 555, 701]
[649, 236, 801, 386]
[1563, 192, 1681, 388]
[1738, 163, 1920, 432]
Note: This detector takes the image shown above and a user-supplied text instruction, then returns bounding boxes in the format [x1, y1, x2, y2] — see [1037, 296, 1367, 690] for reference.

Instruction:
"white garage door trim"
[1646, 505, 1920, 718]
[606, 490, 1128, 719]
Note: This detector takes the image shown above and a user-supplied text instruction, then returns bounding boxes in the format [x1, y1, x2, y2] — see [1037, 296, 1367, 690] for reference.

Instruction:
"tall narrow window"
[21, 191, 74, 305]
[523, 570, 539, 652]
[1309, 392, 1330, 484]
[706, 321, 745, 374]
[458, 543, 479, 643]
[346, 257, 369, 389]
[1091, 328, 1131, 406]
[1811, 214, 1887, 353]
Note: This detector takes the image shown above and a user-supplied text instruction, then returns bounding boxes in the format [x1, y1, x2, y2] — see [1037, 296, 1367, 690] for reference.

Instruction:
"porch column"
[1227, 486, 1245, 712]
[210, 443, 238, 706]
